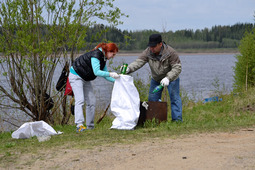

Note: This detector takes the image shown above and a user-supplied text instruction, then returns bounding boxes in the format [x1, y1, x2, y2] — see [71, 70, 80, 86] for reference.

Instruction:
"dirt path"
[8, 128, 255, 170]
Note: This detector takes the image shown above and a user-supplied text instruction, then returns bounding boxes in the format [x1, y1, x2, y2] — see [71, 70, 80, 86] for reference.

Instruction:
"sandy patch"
[6, 128, 255, 170]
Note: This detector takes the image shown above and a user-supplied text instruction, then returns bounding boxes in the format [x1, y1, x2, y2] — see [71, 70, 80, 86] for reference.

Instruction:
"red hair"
[94, 43, 119, 54]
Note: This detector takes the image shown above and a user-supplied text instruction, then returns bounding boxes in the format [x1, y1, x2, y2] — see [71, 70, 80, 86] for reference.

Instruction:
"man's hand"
[160, 77, 170, 87]
[109, 72, 120, 79]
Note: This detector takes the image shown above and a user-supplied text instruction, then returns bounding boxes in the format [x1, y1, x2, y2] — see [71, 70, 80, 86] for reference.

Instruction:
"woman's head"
[95, 43, 119, 59]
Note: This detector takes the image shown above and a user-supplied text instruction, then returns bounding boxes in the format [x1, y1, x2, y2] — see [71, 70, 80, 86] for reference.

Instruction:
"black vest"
[72, 49, 106, 81]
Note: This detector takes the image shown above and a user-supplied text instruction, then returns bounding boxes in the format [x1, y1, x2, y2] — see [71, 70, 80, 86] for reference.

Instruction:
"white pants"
[68, 73, 96, 129]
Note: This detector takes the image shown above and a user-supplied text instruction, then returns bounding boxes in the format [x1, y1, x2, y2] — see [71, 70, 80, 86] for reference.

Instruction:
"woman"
[69, 43, 119, 132]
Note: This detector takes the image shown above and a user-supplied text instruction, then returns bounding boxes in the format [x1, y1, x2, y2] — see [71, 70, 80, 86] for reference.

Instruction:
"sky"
[111, 0, 255, 32]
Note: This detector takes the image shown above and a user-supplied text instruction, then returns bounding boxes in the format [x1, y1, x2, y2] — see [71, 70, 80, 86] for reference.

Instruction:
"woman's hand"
[109, 72, 120, 79]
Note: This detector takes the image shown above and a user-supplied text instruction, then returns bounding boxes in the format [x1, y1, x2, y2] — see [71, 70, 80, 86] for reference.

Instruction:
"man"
[125, 34, 182, 121]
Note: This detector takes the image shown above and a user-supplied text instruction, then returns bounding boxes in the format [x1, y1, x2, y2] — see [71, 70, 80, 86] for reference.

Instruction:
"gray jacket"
[128, 43, 181, 82]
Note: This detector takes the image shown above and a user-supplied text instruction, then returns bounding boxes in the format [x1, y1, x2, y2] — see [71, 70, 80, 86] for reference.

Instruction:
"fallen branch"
[96, 103, 110, 124]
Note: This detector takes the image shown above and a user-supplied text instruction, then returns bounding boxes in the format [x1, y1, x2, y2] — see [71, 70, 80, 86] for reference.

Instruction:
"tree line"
[84, 23, 254, 51]
[0, 22, 253, 52]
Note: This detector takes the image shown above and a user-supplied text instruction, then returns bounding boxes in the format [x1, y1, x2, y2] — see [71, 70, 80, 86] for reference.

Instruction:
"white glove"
[120, 66, 130, 74]
[109, 72, 120, 79]
[160, 77, 170, 87]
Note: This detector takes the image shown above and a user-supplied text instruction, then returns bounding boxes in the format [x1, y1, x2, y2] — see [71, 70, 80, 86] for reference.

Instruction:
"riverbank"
[116, 48, 240, 56]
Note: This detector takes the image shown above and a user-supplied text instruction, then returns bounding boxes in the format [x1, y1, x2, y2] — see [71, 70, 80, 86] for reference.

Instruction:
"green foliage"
[133, 73, 150, 101]
[211, 77, 227, 97]
[233, 26, 255, 91]
[0, 0, 127, 125]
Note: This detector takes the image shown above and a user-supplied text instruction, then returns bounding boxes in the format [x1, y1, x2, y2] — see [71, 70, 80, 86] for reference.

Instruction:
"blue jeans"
[148, 78, 182, 121]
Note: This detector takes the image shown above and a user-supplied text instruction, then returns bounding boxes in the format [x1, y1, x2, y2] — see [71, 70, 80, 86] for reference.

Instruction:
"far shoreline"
[116, 48, 240, 56]
[116, 51, 240, 57]
[0, 49, 240, 57]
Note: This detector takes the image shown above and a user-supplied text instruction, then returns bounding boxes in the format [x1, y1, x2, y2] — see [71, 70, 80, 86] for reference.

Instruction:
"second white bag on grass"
[11, 120, 62, 139]
[110, 75, 140, 130]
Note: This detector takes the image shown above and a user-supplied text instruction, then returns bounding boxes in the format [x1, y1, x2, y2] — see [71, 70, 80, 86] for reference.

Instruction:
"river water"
[0, 53, 238, 131]
[91, 53, 237, 105]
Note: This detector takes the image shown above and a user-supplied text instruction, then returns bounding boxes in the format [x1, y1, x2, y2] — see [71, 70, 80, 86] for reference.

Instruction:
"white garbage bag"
[12, 120, 62, 139]
[110, 75, 140, 130]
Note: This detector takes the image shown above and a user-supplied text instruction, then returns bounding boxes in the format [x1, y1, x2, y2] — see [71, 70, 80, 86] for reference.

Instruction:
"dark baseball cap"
[148, 34, 162, 47]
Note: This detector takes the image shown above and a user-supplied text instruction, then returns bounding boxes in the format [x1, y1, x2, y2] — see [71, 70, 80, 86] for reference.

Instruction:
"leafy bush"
[233, 27, 255, 91]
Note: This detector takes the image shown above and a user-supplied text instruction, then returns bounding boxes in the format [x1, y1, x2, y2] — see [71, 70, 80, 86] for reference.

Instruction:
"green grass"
[1, 87, 255, 167]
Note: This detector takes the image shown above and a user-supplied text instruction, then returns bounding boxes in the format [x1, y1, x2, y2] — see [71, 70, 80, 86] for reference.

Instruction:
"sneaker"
[76, 125, 87, 132]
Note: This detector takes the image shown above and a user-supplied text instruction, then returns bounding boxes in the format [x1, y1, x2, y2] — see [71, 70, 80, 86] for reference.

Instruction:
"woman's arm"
[91, 57, 115, 82]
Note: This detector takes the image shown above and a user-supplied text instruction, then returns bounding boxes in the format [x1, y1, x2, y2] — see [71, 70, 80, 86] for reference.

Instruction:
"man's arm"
[128, 49, 149, 73]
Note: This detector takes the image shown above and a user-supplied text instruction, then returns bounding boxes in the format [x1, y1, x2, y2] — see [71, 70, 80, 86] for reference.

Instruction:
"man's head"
[148, 34, 162, 54]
